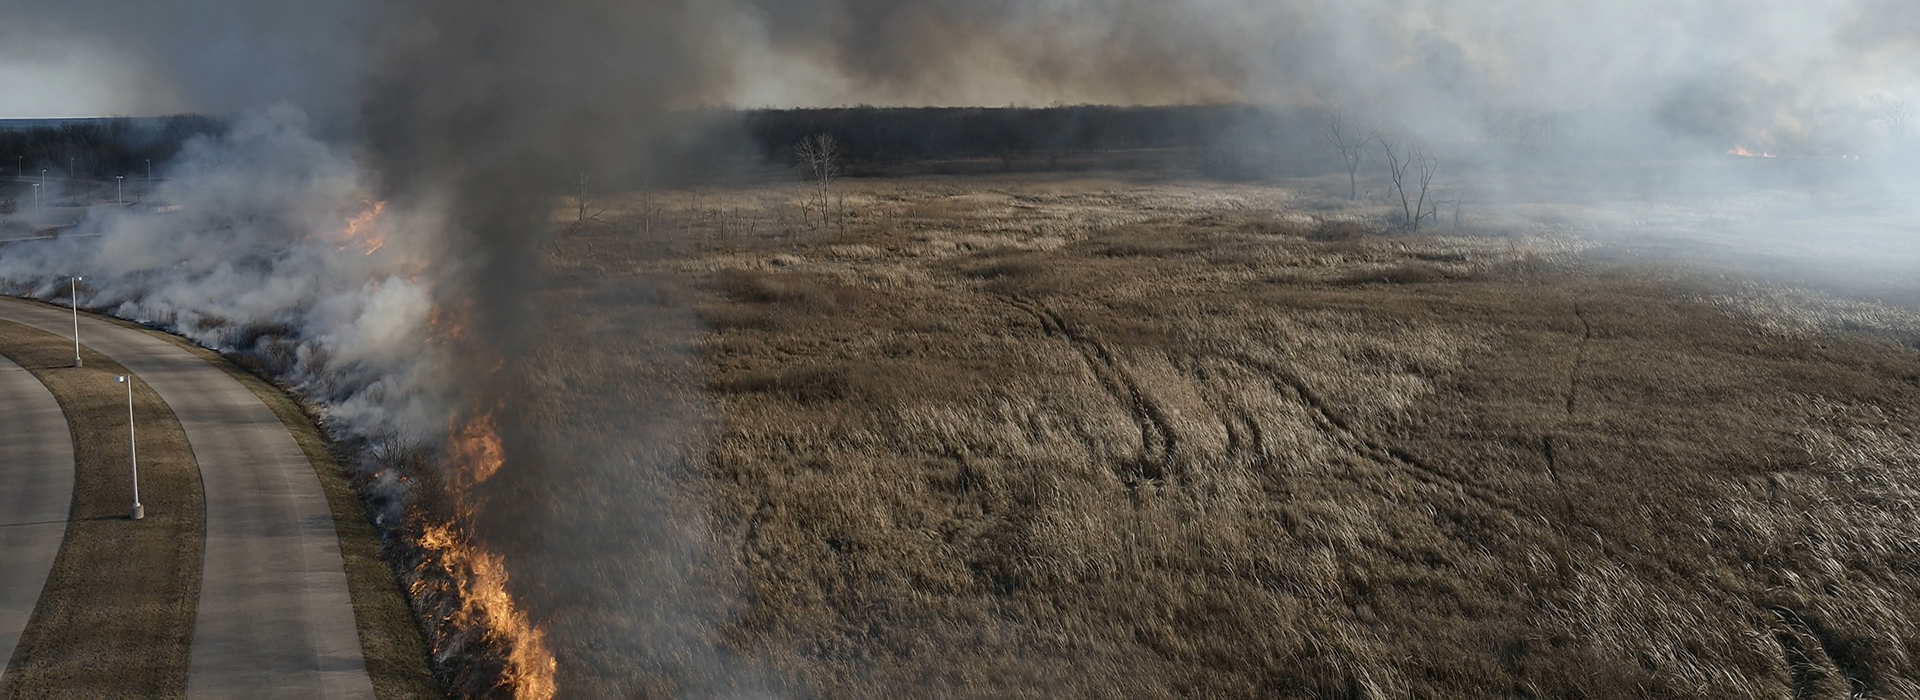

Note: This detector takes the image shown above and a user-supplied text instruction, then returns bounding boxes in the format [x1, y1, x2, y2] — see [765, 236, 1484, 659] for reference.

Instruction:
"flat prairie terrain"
[512, 172, 1920, 698]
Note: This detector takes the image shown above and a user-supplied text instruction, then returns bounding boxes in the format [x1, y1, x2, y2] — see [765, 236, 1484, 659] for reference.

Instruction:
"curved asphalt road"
[0, 351, 73, 679]
[0, 299, 373, 699]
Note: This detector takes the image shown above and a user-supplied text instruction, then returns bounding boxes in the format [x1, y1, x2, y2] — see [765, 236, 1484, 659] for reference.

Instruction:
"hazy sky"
[3, 0, 1916, 153]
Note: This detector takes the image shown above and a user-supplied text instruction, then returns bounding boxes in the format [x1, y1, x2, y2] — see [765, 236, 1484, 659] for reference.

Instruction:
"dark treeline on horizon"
[3, 105, 1728, 191]
[671, 104, 1706, 183]
[0, 115, 224, 181]
[739, 104, 1324, 169]
[617, 103, 1340, 183]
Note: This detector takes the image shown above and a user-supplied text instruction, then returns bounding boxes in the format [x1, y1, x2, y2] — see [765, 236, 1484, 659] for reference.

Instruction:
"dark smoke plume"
[5, 0, 1920, 696]
[360, 1, 770, 695]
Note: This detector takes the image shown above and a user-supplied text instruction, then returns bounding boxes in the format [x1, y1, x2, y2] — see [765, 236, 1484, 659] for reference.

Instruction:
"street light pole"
[70, 276, 83, 367]
[116, 176, 124, 205]
[30, 183, 39, 214]
[118, 375, 144, 521]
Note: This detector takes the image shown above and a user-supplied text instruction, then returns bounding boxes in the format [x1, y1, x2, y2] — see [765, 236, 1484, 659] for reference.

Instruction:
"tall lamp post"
[116, 176, 124, 205]
[69, 275, 83, 367]
[30, 183, 39, 215]
[117, 375, 144, 521]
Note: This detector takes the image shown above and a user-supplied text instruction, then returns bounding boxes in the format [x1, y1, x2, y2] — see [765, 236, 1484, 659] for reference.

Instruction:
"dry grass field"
[511, 171, 1920, 698]
[0, 320, 202, 699]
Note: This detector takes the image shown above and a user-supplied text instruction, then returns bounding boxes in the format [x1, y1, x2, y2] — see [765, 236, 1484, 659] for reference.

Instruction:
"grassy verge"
[71, 305, 441, 699]
[0, 319, 203, 699]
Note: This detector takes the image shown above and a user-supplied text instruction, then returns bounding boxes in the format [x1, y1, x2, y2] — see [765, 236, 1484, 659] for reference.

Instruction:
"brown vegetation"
[0, 319, 202, 699]
[523, 173, 1920, 697]
[0, 308, 438, 699]
[160, 325, 441, 699]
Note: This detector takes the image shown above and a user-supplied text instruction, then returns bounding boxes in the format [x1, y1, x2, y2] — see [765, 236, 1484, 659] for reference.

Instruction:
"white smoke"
[0, 106, 450, 447]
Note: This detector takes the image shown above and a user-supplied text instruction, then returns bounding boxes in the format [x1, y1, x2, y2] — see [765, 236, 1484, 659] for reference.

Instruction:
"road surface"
[0, 298, 373, 699]
[0, 350, 73, 679]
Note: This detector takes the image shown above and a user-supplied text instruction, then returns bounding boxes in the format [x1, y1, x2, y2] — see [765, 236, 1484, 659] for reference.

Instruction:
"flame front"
[416, 521, 557, 700]
[409, 385, 557, 697]
[450, 408, 507, 483]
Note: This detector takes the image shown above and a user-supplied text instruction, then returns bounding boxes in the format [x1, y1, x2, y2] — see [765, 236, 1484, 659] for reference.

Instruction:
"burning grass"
[36, 166, 1907, 697]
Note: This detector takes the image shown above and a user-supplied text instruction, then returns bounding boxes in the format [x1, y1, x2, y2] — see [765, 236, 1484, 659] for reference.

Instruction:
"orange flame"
[428, 303, 474, 343]
[1727, 145, 1777, 158]
[450, 405, 507, 484]
[409, 296, 552, 697]
[416, 523, 557, 700]
[411, 400, 558, 698]
[339, 199, 389, 255]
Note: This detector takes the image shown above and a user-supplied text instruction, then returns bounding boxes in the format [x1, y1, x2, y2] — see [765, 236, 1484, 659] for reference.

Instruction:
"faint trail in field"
[1223, 401, 1268, 465]
[1543, 303, 1595, 520]
[999, 293, 1525, 516]
[999, 295, 1177, 483]
[1192, 359, 1268, 466]
[1566, 304, 1592, 416]
[1768, 606, 1854, 699]
[1225, 351, 1530, 517]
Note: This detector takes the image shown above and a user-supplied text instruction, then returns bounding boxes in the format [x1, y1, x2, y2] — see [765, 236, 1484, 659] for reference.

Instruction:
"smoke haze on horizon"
[3, 0, 1918, 150]
[5, 1, 1920, 697]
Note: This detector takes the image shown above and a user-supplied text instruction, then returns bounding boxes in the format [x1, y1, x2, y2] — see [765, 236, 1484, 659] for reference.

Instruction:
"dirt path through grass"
[0, 319, 203, 698]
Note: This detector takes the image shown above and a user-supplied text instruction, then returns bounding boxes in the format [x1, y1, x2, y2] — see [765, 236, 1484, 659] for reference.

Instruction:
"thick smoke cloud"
[11, 0, 1919, 137]
[360, 1, 776, 694]
[4, 0, 1920, 696]
[0, 108, 444, 439]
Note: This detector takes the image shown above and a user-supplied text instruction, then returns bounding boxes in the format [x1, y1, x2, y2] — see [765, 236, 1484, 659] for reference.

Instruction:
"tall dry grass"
[515, 175, 1920, 698]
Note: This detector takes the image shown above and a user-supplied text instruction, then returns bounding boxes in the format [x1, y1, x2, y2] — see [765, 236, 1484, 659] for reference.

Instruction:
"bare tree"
[1321, 109, 1374, 201]
[1433, 181, 1471, 231]
[794, 133, 841, 230]
[638, 179, 656, 236]
[1874, 96, 1911, 148]
[1377, 134, 1439, 232]
[570, 170, 603, 226]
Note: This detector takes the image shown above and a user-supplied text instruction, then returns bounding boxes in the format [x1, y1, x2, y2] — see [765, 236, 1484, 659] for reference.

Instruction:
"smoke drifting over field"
[4, 0, 1920, 696]
[11, 0, 1920, 144]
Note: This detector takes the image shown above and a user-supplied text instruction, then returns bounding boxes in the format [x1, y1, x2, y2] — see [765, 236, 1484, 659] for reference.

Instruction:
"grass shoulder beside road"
[79, 307, 440, 699]
[0, 319, 202, 699]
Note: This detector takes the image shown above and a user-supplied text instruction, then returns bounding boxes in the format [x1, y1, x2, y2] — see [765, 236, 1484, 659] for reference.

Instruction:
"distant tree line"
[737, 104, 1328, 176]
[0, 115, 225, 181]
[2, 106, 1396, 194]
